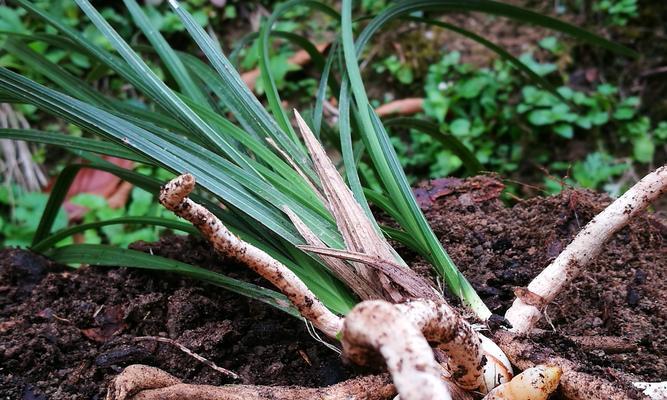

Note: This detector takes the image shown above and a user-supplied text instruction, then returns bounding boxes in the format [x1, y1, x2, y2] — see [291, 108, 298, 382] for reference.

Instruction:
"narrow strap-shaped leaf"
[0, 68, 309, 245]
[362, 188, 407, 228]
[123, 0, 210, 107]
[355, 0, 636, 58]
[313, 40, 337, 138]
[341, 0, 490, 317]
[257, 0, 339, 142]
[32, 217, 198, 252]
[229, 30, 326, 71]
[180, 96, 320, 194]
[2, 36, 187, 136]
[45, 244, 300, 317]
[369, 108, 491, 318]
[2, 38, 115, 108]
[384, 117, 482, 175]
[0, 129, 151, 164]
[32, 165, 80, 246]
[338, 77, 375, 221]
[74, 0, 256, 172]
[379, 225, 429, 256]
[167, 0, 310, 171]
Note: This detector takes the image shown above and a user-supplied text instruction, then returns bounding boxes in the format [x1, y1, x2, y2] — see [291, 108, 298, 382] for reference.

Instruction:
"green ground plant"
[593, 0, 638, 26]
[392, 38, 664, 192]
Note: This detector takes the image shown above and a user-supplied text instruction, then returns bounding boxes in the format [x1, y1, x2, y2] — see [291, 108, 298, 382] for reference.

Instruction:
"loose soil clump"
[1, 176, 665, 399]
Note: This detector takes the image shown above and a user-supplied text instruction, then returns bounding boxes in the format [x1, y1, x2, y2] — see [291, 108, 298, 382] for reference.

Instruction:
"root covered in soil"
[106, 364, 395, 400]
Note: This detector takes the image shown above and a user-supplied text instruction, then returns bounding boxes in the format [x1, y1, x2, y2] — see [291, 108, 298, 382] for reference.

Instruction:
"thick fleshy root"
[505, 165, 667, 333]
[634, 382, 667, 400]
[478, 335, 513, 393]
[159, 173, 342, 338]
[341, 299, 496, 400]
[106, 364, 395, 400]
[394, 300, 484, 390]
[482, 365, 561, 400]
[342, 300, 452, 400]
[494, 331, 648, 400]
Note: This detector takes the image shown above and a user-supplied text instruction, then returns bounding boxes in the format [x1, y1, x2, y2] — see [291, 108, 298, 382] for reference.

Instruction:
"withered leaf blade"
[293, 110, 407, 301]
[283, 206, 382, 300]
[298, 245, 440, 301]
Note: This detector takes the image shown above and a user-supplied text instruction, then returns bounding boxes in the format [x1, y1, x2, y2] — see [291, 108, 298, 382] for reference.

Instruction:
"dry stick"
[158, 173, 342, 338]
[134, 336, 239, 380]
[107, 364, 395, 400]
[505, 165, 667, 334]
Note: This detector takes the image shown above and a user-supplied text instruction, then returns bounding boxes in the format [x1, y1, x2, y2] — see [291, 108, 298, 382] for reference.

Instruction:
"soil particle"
[1, 176, 665, 399]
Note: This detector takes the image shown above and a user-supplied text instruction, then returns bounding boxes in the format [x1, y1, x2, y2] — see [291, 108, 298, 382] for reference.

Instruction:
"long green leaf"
[230, 30, 326, 71]
[341, 0, 490, 318]
[355, 0, 636, 58]
[257, 0, 339, 141]
[2, 38, 114, 108]
[32, 217, 198, 252]
[123, 0, 210, 107]
[370, 109, 490, 317]
[46, 244, 300, 317]
[167, 0, 309, 170]
[0, 129, 151, 164]
[74, 0, 258, 172]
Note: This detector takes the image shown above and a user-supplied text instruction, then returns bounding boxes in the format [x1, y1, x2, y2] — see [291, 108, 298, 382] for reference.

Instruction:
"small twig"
[134, 336, 239, 380]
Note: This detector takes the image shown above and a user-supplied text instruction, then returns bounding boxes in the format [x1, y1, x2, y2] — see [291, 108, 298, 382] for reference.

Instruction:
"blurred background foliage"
[1, 0, 665, 247]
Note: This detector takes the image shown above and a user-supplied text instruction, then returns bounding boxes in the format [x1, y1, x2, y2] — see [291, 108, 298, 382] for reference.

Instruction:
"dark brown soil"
[411, 176, 666, 385]
[1, 176, 665, 399]
[0, 237, 355, 399]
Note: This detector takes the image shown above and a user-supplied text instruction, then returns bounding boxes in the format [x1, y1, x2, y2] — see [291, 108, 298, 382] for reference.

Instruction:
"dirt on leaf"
[1, 176, 665, 399]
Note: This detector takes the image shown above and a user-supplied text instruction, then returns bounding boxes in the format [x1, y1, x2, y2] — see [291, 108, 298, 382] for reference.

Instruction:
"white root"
[479, 335, 513, 393]
[394, 300, 485, 391]
[341, 299, 504, 399]
[159, 173, 342, 338]
[341, 300, 454, 400]
[505, 164, 667, 333]
[107, 364, 396, 400]
[634, 382, 667, 400]
[482, 365, 562, 400]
